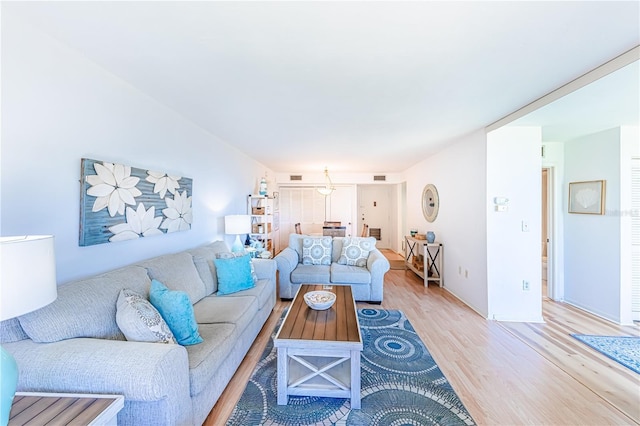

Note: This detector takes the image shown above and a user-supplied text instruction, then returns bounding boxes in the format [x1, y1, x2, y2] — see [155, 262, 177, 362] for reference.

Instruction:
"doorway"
[541, 167, 554, 299]
[357, 185, 393, 249]
[632, 158, 640, 321]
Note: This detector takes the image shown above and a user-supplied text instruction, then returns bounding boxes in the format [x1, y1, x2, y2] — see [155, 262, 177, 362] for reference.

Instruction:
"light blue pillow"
[214, 253, 255, 295]
[149, 279, 203, 346]
[302, 236, 332, 265]
[215, 252, 258, 284]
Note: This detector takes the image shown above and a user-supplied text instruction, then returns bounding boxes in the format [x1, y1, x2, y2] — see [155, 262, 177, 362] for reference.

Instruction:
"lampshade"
[224, 215, 251, 235]
[0, 235, 58, 321]
[0, 235, 58, 426]
[224, 215, 251, 253]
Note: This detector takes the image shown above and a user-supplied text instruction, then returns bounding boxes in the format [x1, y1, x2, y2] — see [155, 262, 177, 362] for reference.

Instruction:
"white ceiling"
[4, 1, 639, 173]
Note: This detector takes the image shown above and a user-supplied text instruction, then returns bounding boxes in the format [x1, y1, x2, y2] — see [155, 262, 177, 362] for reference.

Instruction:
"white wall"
[486, 126, 543, 322]
[563, 128, 621, 322]
[404, 130, 488, 316]
[1, 14, 270, 283]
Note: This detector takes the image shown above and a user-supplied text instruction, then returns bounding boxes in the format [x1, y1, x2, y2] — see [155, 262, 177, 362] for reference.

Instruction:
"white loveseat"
[275, 234, 390, 303]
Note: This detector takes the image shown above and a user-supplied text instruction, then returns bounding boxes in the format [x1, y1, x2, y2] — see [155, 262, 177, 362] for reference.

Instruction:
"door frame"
[543, 167, 554, 299]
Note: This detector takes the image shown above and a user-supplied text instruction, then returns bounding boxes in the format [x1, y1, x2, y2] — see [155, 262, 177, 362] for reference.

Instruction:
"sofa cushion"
[116, 288, 176, 344]
[302, 236, 332, 265]
[220, 278, 275, 311]
[18, 266, 150, 343]
[338, 236, 377, 267]
[187, 241, 230, 296]
[214, 254, 255, 295]
[149, 280, 203, 346]
[193, 295, 258, 329]
[138, 252, 207, 304]
[330, 263, 372, 284]
[331, 237, 345, 263]
[290, 264, 331, 284]
[185, 323, 236, 396]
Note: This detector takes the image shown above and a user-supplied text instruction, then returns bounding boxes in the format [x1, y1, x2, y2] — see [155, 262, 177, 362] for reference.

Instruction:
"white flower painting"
[161, 191, 193, 233]
[146, 171, 181, 199]
[108, 203, 163, 242]
[80, 158, 193, 246]
[86, 162, 142, 217]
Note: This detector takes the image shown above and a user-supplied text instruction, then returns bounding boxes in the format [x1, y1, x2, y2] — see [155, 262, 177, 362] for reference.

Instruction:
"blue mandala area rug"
[226, 308, 475, 425]
[571, 334, 640, 374]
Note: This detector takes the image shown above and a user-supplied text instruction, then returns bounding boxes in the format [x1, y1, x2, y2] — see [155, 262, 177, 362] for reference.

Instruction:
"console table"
[9, 392, 124, 425]
[404, 236, 443, 287]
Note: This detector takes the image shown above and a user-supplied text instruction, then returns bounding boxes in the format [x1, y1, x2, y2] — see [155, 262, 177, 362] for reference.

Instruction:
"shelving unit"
[247, 194, 279, 255]
[404, 235, 443, 287]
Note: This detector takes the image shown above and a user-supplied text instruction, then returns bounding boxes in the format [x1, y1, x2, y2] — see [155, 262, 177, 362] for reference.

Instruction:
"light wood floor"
[205, 268, 639, 426]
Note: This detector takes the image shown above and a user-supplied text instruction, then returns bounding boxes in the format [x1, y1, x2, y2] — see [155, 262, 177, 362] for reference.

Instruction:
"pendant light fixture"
[317, 167, 335, 196]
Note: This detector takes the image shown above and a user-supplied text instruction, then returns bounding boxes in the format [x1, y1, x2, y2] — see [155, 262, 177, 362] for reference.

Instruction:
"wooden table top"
[9, 392, 124, 426]
[275, 284, 361, 345]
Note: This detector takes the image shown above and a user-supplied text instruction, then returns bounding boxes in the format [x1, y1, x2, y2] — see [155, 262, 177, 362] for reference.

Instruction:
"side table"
[9, 392, 124, 425]
[423, 242, 443, 287]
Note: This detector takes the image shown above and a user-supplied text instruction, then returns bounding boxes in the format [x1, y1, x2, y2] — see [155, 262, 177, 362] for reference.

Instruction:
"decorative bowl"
[303, 290, 336, 310]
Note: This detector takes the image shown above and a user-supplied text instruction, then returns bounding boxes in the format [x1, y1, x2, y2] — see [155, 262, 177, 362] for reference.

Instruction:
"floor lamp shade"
[0, 235, 58, 426]
[224, 215, 251, 252]
[1, 235, 58, 321]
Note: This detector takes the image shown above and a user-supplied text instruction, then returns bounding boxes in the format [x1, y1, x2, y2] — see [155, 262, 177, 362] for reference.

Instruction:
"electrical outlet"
[465, 269, 469, 278]
[521, 221, 530, 232]
[522, 280, 530, 291]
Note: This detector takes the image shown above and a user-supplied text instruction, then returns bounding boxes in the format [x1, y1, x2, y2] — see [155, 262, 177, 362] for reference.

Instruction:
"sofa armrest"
[367, 249, 390, 273]
[275, 247, 298, 275]
[275, 247, 299, 298]
[366, 249, 391, 302]
[5, 338, 191, 403]
[252, 258, 276, 280]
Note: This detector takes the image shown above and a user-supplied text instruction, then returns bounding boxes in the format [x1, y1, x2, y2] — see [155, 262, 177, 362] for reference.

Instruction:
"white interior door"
[325, 186, 356, 236]
[358, 185, 392, 248]
[631, 159, 640, 320]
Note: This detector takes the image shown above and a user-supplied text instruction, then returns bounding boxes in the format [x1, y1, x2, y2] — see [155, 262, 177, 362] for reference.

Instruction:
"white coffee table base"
[277, 347, 361, 409]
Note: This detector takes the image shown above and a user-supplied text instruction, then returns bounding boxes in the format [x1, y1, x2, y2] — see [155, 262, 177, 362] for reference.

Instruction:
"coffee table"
[274, 284, 363, 409]
[9, 392, 124, 425]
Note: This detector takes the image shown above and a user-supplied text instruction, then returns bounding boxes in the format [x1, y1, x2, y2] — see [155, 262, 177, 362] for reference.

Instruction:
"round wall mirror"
[422, 184, 439, 222]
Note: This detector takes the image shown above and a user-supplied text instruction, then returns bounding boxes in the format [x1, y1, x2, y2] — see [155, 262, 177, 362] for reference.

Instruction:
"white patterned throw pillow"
[338, 236, 376, 267]
[302, 237, 332, 265]
[116, 288, 176, 344]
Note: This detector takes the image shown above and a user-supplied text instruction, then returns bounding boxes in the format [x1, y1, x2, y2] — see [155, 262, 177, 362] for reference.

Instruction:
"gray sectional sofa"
[275, 234, 390, 303]
[0, 241, 276, 425]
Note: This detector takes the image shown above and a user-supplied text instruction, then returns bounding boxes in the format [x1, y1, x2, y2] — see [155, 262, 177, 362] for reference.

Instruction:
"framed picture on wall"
[568, 180, 605, 215]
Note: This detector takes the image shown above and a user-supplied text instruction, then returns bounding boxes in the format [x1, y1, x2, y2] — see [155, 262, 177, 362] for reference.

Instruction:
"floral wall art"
[79, 158, 193, 246]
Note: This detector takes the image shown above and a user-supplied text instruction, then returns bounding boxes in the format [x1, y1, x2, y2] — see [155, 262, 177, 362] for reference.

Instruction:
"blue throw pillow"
[149, 279, 203, 346]
[214, 253, 255, 295]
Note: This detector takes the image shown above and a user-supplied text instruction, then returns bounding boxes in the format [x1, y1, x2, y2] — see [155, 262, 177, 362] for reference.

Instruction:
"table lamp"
[1, 235, 58, 426]
[224, 215, 251, 253]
